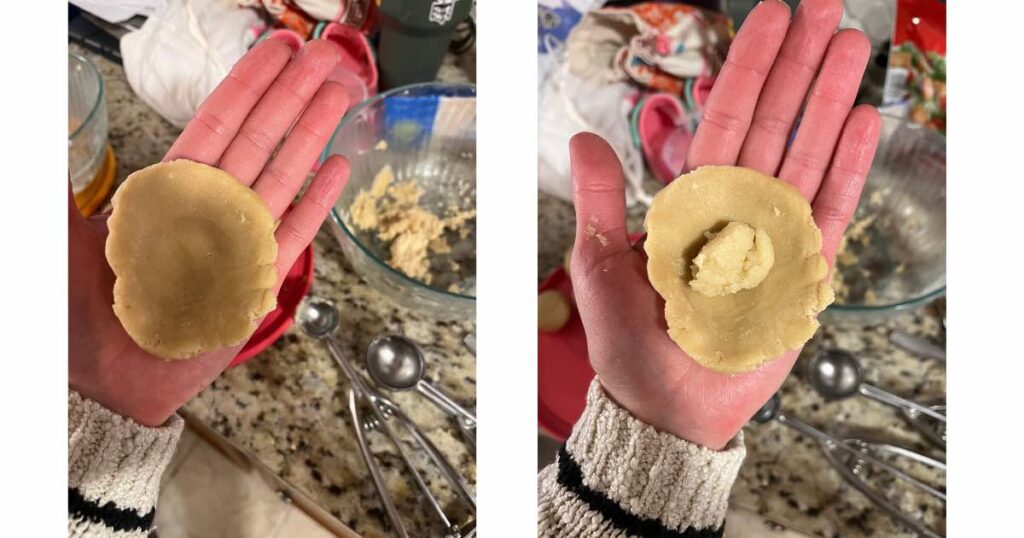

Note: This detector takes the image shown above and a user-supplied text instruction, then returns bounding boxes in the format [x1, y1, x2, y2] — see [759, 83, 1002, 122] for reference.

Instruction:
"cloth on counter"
[293, 0, 343, 21]
[71, 0, 165, 24]
[539, 2, 730, 205]
[237, 0, 316, 37]
[539, 0, 606, 89]
[120, 0, 263, 128]
[539, 65, 647, 206]
[568, 3, 730, 94]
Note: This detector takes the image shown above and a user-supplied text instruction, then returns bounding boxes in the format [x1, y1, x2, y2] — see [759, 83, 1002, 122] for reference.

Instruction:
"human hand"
[568, 0, 881, 449]
[69, 38, 350, 427]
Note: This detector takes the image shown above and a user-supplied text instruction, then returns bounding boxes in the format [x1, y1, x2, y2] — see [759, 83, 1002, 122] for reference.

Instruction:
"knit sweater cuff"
[564, 379, 746, 532]
[68, 389, 183, 535]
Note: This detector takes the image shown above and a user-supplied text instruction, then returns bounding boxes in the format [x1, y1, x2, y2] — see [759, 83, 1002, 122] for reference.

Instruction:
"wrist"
[597, 377, 741, 450]
[70, 380, 176, 428]
[558, 379, 746, 533]
[69, 389, 183, 529]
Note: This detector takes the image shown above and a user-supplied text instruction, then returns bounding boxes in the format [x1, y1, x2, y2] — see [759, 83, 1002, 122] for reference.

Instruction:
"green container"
[378, 0, 472, 89]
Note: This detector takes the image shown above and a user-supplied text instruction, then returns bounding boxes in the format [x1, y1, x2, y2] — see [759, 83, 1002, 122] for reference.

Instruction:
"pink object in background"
[321, 22, 378, 100]
[637, 93, 692, 184]
[309, 22, 377, 173]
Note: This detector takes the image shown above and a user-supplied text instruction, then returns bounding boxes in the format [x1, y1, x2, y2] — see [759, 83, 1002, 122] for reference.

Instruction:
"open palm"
[70, 38, 350, 426]
[569, 0, 881, 449]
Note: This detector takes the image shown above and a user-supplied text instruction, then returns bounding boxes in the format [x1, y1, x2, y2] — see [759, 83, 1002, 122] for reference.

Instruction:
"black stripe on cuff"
[69, 487, 155, 534]
[556, 444, 725, 538]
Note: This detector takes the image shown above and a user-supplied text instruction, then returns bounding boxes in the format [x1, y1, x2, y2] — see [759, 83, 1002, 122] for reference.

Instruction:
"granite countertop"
[538, 190, 946, 538]
[74, 41, 477, 538]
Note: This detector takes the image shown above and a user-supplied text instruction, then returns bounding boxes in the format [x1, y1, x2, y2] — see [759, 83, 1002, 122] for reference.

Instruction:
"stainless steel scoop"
[298, 297, 475, 538]
[752, 394, 945, 538]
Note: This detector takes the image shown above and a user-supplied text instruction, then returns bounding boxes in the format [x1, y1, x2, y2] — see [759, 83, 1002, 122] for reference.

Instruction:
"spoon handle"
[368, 395, 454, 528]
[376, 397, 477, 512]
[348, 389, 410, 538]
[860, 384, 947, 422]
[417, 380, 478, 426]
[327, 338, 453, 529]
[324, 337, 373, 396]
[776, 413, 837, 446]
[890, 331, 946, 363]
[779, 414, 946, 500]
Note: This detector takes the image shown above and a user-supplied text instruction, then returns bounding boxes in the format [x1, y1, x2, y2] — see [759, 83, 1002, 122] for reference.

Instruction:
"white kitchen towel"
[71, 0, 166, 23]
[538, 63, 648, 207]
[120, 0, 263, 128]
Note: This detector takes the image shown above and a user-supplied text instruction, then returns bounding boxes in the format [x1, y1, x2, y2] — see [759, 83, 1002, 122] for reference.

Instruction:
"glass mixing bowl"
[68, 53, 109, 194]
[822, 114, 945, 326]
[324, 83, 476, 321]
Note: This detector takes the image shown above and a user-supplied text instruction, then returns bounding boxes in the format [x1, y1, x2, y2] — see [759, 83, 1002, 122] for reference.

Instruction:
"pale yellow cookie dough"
[106, 160, 278, 360]
[349, 165, 475, 284]
[689, 222, 775, 297]
[644, 166, 833, 373]
[538, 290, 571, 332]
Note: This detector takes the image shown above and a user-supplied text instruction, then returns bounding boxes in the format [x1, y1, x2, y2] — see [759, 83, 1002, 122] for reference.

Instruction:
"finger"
[273, 155, 350, 280]
[164, 38, 292, 164]
[252, 82, 349, 219]
[812, 105, 881, 266]
[218, 40, 340, 187]
[569, 132, 632, 272]
[738, 0, 844, 175]
[779, 30, 871, 199]
[685, 0, 791, 170]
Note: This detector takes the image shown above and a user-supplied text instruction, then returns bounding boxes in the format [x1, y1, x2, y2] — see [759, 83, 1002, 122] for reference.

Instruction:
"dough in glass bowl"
[105, 160, 278, 360]
[644, 166, 833, 373]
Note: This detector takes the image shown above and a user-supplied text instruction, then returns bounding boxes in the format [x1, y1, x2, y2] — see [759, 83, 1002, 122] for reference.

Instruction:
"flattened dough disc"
[106, 160, 278, 360]
[644, 166, 833, 373]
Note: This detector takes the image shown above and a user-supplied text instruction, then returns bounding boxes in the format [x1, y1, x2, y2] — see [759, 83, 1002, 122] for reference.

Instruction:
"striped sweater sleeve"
[69, 390, 183, 537]
[538, 379, 746, 537]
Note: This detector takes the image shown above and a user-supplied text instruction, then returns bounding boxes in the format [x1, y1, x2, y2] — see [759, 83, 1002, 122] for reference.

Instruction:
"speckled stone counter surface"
[74, 42, 477, 538]
[538, 190, 946, 538]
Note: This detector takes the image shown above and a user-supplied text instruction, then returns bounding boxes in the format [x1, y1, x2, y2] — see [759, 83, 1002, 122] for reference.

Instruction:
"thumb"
[569, 133, 631, 274]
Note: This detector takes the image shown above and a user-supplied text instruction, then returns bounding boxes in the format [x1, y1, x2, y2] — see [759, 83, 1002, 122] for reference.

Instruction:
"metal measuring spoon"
[366, 335, 477, 448]
[807, 349, 946, 423]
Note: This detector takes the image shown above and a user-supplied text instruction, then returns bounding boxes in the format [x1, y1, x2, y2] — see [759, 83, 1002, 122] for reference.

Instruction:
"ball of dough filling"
[690, 221, 775, 297]
[644, 166, 833, 373]
[105, 160, 279, 360]
[538, 290, 571, 332]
